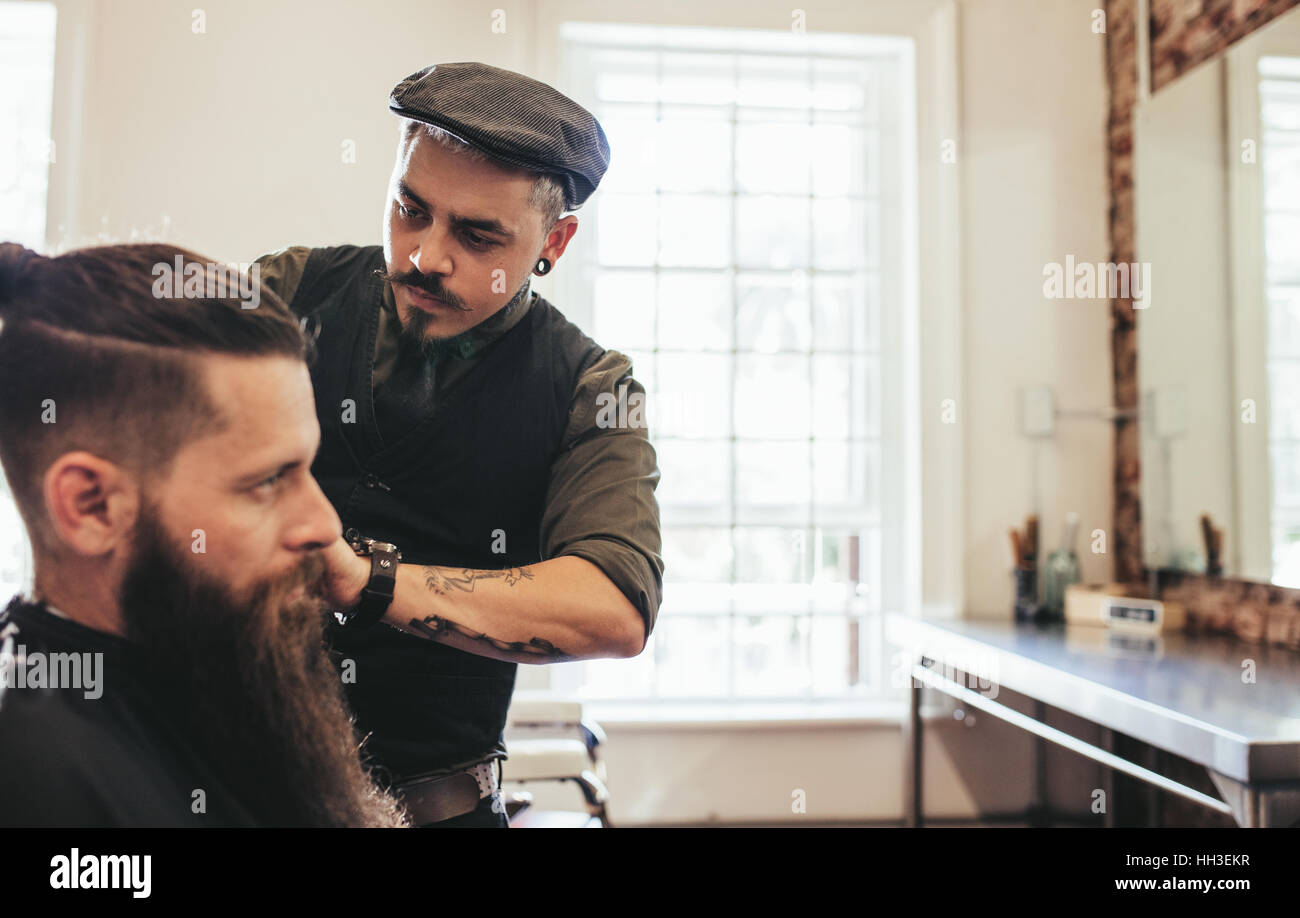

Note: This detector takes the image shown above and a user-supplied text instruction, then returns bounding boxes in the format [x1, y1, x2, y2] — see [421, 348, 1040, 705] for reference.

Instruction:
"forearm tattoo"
[412, 565, 572, 660]
[407, 616, 570, 659]
[422, 566, 535, 594]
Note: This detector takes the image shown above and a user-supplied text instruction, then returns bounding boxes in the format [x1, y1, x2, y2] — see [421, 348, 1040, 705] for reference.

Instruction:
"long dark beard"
[119, 503, 407, 827]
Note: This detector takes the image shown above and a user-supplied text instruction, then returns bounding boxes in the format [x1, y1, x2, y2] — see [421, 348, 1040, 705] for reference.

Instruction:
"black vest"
[289, 245, 603, 780]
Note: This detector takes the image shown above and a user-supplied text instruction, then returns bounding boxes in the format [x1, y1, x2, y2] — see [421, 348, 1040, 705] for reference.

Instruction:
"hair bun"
[0, 242, 39, 306]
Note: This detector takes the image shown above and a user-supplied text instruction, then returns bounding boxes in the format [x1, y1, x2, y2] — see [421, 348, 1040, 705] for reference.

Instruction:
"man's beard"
[118, 502, 408, 827]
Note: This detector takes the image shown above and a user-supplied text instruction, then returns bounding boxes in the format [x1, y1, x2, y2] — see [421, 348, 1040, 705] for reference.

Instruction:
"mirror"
[1137, 5, 1300, 586]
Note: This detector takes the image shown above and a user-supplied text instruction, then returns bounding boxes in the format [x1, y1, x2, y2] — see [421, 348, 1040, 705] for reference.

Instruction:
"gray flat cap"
[389, 62, 610, 210]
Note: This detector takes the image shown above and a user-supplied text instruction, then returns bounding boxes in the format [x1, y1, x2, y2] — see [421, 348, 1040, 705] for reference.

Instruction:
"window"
[1261, 55, 1300, 586]
[0, 0, 57, 601]
[550, 24, 917, 711]
[0, 0, 55, 247]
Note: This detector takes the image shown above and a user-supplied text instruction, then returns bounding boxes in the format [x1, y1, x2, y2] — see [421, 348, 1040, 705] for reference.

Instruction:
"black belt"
[396, 760, 498, 825]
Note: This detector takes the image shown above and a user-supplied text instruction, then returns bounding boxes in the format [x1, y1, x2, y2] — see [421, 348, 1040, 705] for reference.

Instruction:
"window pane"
[813, 354, 878, 439]
[1262, 56, 1300, 79]
[1265, 212, 1300, 285]
[660, 52, 734, 105]
[811, 119, 879, 197]
[735, 354, 811, 439]
[659, 270, 731, 352]
[810, 615, 861, 694]
[655, 439, 730, 507]
[661, 582, 733, 616]
[733, 581, 810, 614]
[592, 49, 658, 103]
[0, 1, 54, 600]
[813, 440, 878, 510]
[599, 193, 658, 265]
[1269, 289, 1300, 358]
[733, 527, 810, 583]
[661, 526, 733, 582]
[812, 528, 883, 612]
[655, 616, 731, 697]
[737, 274, 810, 352]
[736, 195, 810, 268]
[657, 352, 729, 438]
[735, 113, 811, 195]
[861, 528, 883, 611]
[659, 193, 731, 267]
[1262, 137, 1300, 203]
[1269, 363, 1300, 439]
[813, 198, 875, 269]
[813, 58, 878, 118]
[735, 440, 811, 506]
[1261, 78, 1300, 130]
[599, 105, 659, 193]
[1262, 60, 1300, 587]
[813, 273, 877, 353]
[737, 55, 812, 109]
[733, 614, 811, 697]
[622, 348, 656, 395]
[1272, 523, 1300, 589]
[594, 269, 655, 350]
[0, 475, 32, 598]
[1273, 443, 1300, 513]
[575, 637, 658, 697]
[0, 0, 56, 247]
[660, 105, 732, 193]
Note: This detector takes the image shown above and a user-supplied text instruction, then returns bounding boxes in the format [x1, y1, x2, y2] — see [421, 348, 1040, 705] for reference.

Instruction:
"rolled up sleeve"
[541, 349, 665, 640]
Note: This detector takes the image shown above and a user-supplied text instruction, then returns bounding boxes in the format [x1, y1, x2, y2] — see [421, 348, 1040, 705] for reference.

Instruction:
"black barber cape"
[0, 596, 258, 827]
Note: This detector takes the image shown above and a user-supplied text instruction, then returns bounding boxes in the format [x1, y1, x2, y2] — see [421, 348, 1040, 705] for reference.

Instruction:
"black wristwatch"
[336, 528, 402, 628]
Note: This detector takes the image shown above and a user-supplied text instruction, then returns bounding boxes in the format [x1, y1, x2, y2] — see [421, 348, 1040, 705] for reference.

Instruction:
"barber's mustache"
[375, 267, 472, 312]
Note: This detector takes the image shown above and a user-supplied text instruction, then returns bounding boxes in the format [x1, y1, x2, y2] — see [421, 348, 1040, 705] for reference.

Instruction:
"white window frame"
[0, 0, 67, 603]
[522, 0, 960, 721]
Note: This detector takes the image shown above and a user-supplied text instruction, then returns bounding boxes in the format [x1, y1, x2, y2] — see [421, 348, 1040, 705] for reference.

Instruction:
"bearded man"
[0, 242, 406, 827]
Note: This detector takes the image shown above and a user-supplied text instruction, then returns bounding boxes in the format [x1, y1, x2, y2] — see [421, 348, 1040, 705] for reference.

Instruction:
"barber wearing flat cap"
[254, 62, 662, 827]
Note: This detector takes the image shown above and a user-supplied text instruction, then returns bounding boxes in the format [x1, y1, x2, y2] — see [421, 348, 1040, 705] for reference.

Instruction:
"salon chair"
[500, 690, 611, 828]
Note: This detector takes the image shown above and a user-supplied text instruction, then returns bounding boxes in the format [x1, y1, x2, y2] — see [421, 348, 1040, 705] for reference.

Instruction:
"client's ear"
[42, 451, 139, 556]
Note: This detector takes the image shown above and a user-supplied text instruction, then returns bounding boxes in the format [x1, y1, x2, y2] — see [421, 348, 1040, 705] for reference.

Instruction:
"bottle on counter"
[1041, 512, 1081, 623]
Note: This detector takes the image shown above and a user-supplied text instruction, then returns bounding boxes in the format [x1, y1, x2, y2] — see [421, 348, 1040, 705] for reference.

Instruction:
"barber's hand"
[320, 537, 371, 610]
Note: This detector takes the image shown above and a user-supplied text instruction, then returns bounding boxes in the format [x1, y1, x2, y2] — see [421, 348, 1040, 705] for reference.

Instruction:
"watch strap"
[338, 534, 401, 629]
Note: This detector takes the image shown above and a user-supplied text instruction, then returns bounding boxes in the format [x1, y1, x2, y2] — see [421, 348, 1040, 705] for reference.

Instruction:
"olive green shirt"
[253, 246, 664, 637]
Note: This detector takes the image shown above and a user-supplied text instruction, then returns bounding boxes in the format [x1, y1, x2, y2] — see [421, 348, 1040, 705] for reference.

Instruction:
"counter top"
[886, 613, 1300, 783]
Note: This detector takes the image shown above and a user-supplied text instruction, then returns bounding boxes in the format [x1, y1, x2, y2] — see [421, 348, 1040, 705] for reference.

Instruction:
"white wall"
[39, 0, 1114, 824]
[960, 0, 1114, 618]
[50, 0, 541, 261]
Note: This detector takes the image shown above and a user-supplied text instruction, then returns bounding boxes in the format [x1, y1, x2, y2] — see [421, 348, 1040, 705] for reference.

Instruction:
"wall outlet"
[1020, 385, 1055, 437]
